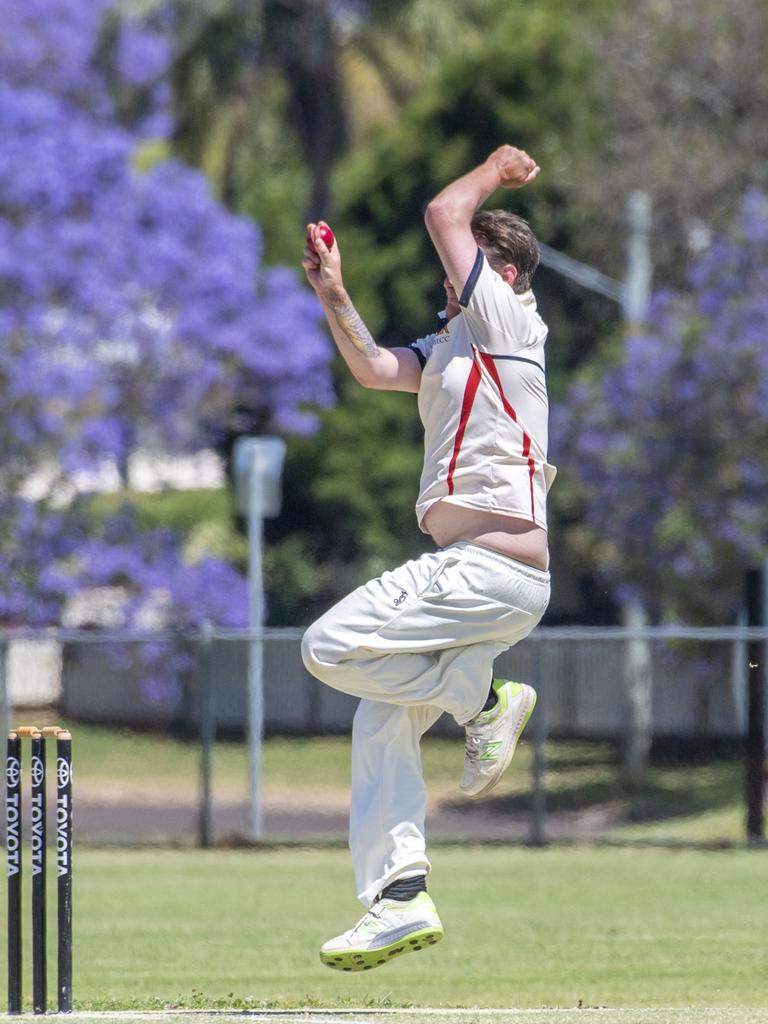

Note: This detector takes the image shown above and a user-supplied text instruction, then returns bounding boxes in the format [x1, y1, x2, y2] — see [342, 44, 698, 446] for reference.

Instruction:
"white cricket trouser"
[301, 541, 550, 907]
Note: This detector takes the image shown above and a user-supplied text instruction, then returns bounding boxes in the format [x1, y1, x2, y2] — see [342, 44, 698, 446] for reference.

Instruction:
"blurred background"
[1, 0, 767, 850]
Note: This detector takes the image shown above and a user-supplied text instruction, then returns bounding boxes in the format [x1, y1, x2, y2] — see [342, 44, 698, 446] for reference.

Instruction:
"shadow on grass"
[440, 739, 744, 829]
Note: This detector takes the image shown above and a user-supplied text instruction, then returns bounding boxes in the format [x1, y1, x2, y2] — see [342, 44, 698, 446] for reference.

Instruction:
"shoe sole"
[320, 925, 443, 972]
[465, 684, 537, 800]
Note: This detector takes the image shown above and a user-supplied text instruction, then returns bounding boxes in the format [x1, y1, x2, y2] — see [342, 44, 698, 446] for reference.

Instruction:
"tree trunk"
[622, 597, 653, 786]
[266, 0, 349, 222]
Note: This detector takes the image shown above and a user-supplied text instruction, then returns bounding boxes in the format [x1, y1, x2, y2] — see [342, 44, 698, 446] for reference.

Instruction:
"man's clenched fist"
[489, 145, 540, 189]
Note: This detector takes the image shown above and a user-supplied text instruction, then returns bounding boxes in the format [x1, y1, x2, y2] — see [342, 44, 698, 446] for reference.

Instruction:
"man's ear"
[500, 263, 518, 288]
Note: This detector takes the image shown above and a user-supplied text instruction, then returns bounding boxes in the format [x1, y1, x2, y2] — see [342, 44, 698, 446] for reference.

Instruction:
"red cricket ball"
[308, 224, 335, 250]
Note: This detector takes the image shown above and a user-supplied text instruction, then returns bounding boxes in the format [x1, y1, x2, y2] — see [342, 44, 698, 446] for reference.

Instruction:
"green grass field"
[4, 720, 763, 1022]
[2, 846, 767, 1017]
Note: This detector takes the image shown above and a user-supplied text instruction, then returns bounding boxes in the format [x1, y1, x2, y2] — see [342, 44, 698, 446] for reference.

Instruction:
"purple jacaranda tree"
[556, 189, 768, 624]
[0, 0, 333, 631]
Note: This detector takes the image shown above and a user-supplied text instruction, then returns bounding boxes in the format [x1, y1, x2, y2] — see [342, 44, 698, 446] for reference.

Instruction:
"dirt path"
[72, 783, 621, 845]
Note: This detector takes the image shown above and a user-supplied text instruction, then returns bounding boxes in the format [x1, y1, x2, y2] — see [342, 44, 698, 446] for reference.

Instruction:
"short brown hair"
[471, 209, 540, 293]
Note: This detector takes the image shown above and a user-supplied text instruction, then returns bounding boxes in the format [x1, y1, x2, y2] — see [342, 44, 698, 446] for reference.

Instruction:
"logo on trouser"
[393, 590, 407, 607]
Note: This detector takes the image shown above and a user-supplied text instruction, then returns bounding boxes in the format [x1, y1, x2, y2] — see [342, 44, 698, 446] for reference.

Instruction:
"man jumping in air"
[301, 145, 556, 971]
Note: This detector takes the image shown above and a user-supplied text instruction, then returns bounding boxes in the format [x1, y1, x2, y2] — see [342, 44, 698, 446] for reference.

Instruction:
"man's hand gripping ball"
[307, 223, 335, 251]
[303, 222, 344, 305]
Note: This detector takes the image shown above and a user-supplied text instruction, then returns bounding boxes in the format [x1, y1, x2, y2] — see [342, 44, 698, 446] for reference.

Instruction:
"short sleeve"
[458, 249, 534, 353]
[408, 331, 441, 368]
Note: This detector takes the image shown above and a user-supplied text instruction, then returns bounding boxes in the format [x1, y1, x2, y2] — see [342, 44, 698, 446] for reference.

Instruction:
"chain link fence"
[1, 626, 765, 849]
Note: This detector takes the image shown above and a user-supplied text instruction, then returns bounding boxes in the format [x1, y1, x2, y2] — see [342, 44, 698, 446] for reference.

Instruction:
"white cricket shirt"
[408, 249, 557, 533]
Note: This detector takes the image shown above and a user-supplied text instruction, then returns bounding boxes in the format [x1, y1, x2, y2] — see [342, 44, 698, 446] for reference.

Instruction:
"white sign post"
[232, 436, 286, 840]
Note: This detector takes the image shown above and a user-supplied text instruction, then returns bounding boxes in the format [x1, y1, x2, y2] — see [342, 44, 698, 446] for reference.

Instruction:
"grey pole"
[233, 436, 285, 844]
[745, 568, 765, 842]
[620, 191, 654, 784]
[526, 195, 653, 830]
[622, 190, 652, 323]
[538, 243, 624, 304]
[197, 619, 215, 848]
[248, 461, 266, 841]
[763, 558, 768, 755]
[529, 637, 547, 846]
[538, 190, 652, 318]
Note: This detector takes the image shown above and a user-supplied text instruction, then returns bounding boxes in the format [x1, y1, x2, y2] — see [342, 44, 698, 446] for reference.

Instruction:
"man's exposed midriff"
[424, 500, 549, 571]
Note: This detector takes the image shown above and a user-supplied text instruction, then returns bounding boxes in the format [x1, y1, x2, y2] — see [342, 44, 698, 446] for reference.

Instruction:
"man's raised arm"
[424, 145, 540, 297]
[303, 224, 422, 394]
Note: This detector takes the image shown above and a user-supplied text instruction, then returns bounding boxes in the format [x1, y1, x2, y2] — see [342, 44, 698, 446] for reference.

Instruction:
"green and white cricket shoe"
[460, 680, 537, 799]
[319, 892, 443, 972]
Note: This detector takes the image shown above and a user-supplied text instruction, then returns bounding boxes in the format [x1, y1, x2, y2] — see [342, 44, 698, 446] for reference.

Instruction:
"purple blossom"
[0, 0, 334, 630]
[116, 22, 173, 90]
[555, 190, 768, 622]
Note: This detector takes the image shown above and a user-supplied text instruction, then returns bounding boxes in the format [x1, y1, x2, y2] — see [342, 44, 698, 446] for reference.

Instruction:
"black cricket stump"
[55, 731, 74, 1013]
[31, 730, 47, 1014]
[5, 726, 73, 1015]
[6, 731, 22, 1015]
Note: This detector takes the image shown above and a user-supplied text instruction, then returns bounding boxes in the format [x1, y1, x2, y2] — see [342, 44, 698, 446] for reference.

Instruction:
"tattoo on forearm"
[329, 298, 381, 359]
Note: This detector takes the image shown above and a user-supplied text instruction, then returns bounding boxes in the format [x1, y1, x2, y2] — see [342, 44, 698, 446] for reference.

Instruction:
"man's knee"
[301, 615, 351, 683]
[301, 621, 327, 680]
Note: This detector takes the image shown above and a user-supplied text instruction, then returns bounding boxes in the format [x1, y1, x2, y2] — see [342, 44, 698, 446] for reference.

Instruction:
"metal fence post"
[197, 620, 215, 849]
[529, 635, 547, 846]
[745, 569, 765, 843]
[731, 606, 748, 734]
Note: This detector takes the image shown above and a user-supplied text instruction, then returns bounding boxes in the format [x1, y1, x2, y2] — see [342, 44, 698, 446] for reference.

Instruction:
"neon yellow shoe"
[460, 680, 536, 798]
[319, 892, 443, 972]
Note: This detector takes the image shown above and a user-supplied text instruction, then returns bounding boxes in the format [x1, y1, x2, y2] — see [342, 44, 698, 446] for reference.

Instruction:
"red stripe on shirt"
[478, 352, 517, 421]
[478, 351, 537, 523]
[522, 436, 536, 523]
[446, 359, 483, 495]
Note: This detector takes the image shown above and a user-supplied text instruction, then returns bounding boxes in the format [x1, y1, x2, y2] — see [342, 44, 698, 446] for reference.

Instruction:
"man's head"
[471, 209, 540, 293]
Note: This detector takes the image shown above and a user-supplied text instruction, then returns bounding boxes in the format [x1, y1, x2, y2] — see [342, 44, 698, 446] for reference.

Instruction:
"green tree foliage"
[334, 1, 612, 366]
[167, 0, 346, 217]
[228, 0, 519, 266]
[589, 0, 768, 286]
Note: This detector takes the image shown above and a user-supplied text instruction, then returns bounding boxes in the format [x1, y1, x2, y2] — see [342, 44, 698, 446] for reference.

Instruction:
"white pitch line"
[8, 1010, 766, 1019]
[0, 1017, 369, 1024]
[0, 1015, 380, 1023]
